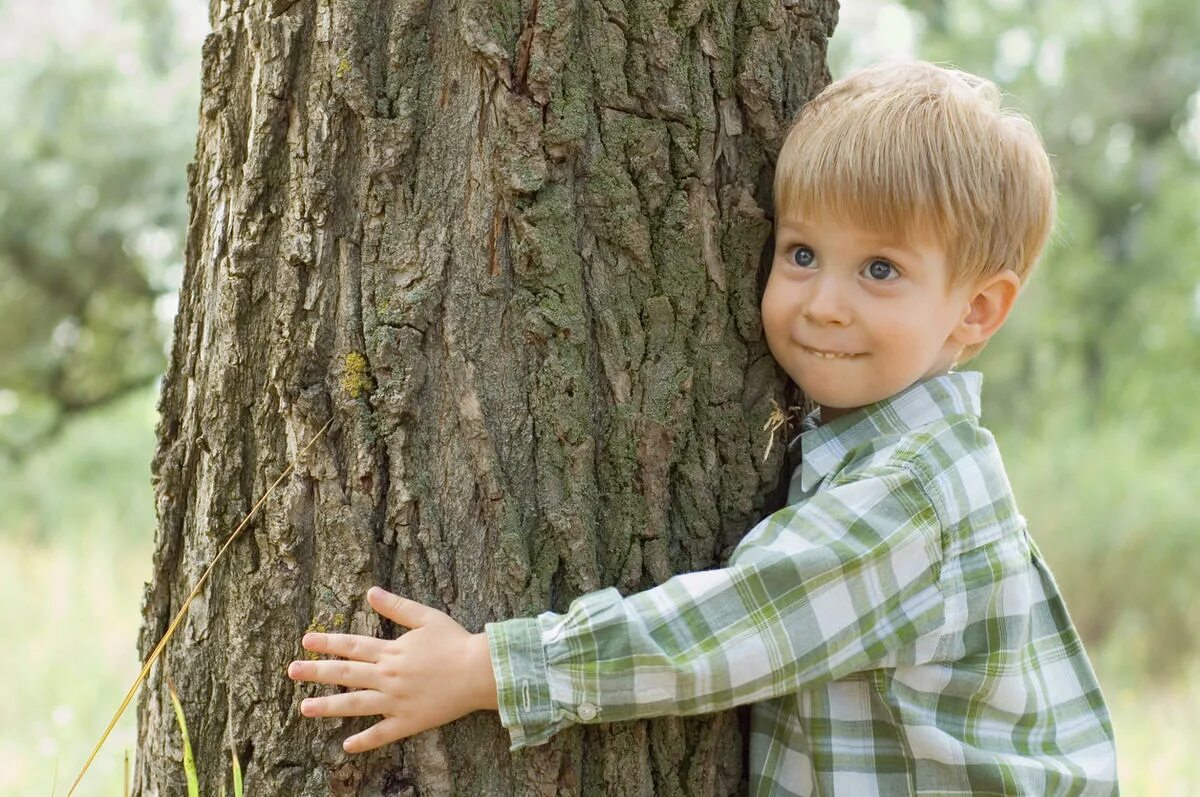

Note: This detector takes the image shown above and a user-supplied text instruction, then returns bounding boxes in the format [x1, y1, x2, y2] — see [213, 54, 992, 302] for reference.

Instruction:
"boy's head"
[762, 61, 1056, 420]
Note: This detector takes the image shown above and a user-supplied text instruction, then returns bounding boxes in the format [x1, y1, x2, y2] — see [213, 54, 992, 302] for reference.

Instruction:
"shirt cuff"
[485, 617, 565, 750]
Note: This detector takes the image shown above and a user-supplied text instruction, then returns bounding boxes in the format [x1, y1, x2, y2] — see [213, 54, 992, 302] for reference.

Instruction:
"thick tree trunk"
[135, 1, 835, 794]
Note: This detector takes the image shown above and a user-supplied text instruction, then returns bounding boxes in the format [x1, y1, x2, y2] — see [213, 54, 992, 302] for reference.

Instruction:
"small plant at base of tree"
[166, 678, 244, 797]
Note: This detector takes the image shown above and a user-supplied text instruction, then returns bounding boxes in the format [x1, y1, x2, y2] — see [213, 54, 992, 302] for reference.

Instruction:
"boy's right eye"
[790, 246, 816, 268]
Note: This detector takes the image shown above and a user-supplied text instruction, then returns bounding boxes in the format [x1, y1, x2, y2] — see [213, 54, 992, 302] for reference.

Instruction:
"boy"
[288, 61, 1119, 795]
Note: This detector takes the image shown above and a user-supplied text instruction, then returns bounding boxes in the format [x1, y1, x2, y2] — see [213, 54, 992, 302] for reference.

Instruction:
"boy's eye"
[864, 258, 898, 281]
[790, 246, 815, 268]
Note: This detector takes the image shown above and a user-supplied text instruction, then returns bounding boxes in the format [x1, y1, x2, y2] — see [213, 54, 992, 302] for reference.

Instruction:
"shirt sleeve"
[485, 462, 946, 751]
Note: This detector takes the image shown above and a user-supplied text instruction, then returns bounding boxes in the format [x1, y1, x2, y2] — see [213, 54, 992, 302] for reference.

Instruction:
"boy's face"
[762, 213, 976, 423]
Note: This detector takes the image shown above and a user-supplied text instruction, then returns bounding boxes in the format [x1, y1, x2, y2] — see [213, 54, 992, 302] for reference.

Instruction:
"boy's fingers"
[300, 689, 390, 719]
[287, 659, 378, 690]
[303, 632, 385, 662]
[367, 587, 442, 628]
[343, 716, 408, 753]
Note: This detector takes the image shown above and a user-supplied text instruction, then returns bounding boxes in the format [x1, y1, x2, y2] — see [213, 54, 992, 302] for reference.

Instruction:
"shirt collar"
[789, 370, 984, 494]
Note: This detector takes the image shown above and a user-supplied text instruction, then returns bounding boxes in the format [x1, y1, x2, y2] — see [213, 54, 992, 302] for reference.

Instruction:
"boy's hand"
[287, 587, 499, 753]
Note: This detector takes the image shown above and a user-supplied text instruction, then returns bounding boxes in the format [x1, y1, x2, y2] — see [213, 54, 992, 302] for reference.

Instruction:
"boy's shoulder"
[798, 372, 1022, 543]
[847, 395, 999, 481]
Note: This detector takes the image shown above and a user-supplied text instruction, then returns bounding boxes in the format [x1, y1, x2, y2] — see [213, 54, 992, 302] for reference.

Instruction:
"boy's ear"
[952, 269, 1021, 347]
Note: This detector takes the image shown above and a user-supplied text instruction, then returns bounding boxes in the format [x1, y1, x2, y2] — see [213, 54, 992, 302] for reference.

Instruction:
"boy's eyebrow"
[873, 240, 922, 259]
[774, 222, 922, 259]
[774, 219, 807, 232]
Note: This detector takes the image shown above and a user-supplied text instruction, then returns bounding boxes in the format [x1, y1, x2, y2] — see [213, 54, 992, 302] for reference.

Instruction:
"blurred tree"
[0, 0, 200, 453]
[133, 1, 834, 795]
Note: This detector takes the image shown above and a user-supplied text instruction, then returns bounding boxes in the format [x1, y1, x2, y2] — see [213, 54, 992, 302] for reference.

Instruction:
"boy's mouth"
[801, 345, 863, 360]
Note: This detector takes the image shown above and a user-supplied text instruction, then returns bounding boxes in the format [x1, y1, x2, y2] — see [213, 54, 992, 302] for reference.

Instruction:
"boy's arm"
[488, 462, 947, 750]
[288, 462, 945, 753]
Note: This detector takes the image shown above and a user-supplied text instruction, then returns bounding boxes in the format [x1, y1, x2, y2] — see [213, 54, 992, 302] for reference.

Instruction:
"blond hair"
[773, 61, 1056, 362]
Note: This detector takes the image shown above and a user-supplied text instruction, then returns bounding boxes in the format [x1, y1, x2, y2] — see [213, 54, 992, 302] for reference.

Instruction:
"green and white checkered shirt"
[486, 371, 1118, 795]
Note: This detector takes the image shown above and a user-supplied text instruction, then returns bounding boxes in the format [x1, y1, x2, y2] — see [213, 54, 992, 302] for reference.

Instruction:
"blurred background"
[1, 0, 1196, 793]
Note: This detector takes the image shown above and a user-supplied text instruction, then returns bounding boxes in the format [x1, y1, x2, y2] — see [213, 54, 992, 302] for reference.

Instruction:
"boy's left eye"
[864, 259, 898, 281]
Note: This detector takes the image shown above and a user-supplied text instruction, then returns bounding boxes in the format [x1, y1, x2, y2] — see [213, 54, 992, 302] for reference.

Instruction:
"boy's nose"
[800, 274, 852, 326]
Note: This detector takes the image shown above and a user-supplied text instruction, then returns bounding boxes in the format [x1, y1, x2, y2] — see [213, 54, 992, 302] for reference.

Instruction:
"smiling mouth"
[801, 345, 863, 360]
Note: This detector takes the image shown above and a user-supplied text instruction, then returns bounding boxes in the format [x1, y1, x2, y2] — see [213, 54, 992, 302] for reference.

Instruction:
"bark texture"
[135, 0, 836, 794]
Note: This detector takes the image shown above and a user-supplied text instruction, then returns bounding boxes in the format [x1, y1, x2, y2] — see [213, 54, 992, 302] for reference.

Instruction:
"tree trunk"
[134, 1, 835, 794]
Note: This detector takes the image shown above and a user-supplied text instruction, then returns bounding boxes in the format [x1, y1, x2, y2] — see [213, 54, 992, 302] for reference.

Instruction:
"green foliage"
[0, 0, 202, 451]
[0, 383, 157, 547]
[998, 415, 1200, 671]
[0, 543, 148, 795]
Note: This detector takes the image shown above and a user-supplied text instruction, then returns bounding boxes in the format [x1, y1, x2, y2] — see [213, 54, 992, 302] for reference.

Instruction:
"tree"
[134, 1, 836, 794]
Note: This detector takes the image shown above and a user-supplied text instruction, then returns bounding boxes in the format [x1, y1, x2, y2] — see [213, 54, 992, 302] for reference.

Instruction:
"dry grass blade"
[65, 417, 333, 796]
[761, 398, 801, 463]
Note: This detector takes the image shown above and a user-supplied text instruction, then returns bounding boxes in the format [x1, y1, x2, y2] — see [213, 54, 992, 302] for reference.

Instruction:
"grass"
[165, 680, 199, 797]
[0, 536, 149, 796]
[0, 390, 155, 796]
[1101, 657, 1200, 793]
[165, 679, 244, 797]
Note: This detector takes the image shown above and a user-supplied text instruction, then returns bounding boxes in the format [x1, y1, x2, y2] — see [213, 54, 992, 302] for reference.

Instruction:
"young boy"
[288, 61, 1119, 795]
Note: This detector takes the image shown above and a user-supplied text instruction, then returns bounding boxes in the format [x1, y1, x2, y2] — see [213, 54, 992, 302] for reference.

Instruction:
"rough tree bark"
[134, 0, 836, 794]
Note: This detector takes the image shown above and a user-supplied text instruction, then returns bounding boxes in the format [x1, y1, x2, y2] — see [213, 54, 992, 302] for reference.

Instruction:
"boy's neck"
[817, 405, 855, 425]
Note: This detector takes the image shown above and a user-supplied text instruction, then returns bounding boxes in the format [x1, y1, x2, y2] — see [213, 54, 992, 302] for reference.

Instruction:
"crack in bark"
[513, 0, 541, 101]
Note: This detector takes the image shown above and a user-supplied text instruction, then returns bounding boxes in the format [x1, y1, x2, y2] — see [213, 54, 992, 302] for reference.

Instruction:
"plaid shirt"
[486, 371, 1118, 795]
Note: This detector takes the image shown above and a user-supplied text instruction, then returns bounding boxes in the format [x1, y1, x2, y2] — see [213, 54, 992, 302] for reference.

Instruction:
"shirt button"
[577, 702, 599, 721]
